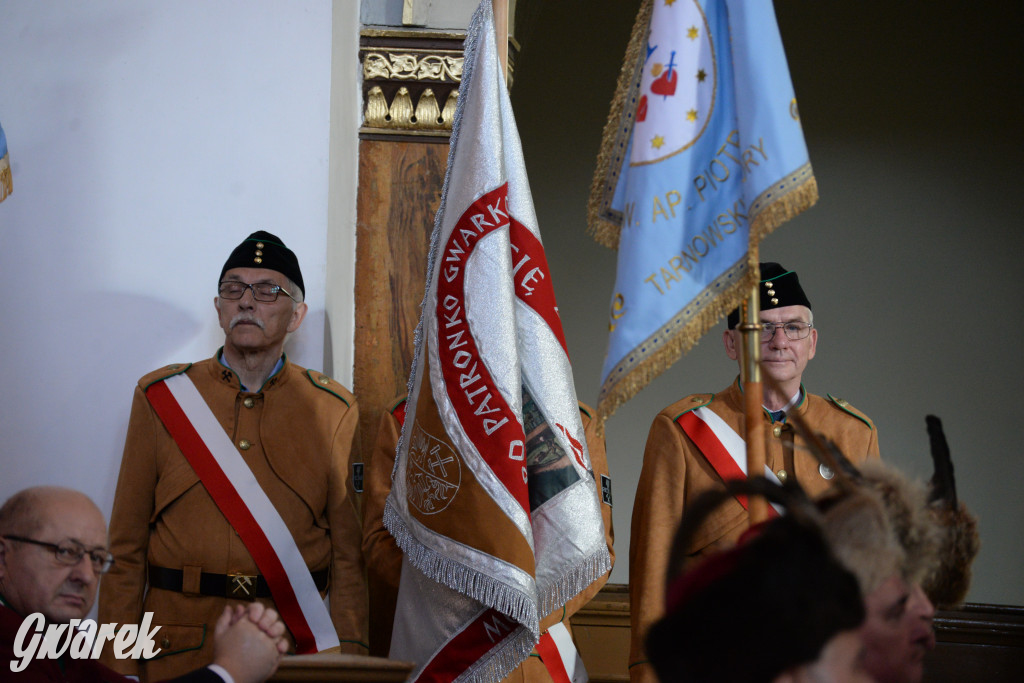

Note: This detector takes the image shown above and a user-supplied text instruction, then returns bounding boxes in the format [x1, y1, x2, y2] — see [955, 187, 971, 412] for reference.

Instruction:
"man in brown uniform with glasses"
[99, 232, 367, 681]
[627, 262, 880, 683]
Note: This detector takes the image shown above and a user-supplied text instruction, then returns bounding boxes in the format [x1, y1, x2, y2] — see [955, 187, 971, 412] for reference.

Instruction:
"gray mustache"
[230, 314, 265, 330]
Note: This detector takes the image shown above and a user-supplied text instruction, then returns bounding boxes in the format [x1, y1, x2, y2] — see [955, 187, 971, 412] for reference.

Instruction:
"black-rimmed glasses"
[2, 535, 115, 574]
[761, 321, 813, 342]
[218, 281, 297, 303]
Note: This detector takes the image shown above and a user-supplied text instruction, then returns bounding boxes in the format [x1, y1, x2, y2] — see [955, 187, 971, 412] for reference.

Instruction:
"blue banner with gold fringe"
[588, 0, 817, 421]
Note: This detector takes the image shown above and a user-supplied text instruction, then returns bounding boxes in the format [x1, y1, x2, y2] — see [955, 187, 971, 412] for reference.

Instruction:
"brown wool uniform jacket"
[628, 379, 879, 683]
[362, 398, 615, 681]
[99, 356, 367, 681]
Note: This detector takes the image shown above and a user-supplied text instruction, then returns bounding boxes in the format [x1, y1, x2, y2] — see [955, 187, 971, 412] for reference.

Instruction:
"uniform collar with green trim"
[733, 377, 807, 422]
[216, 348, 287, 392]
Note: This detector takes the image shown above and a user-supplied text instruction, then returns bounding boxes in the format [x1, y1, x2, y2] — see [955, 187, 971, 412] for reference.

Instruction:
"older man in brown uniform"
[628, 263, 880, 683]
[99, 232, 367, 681]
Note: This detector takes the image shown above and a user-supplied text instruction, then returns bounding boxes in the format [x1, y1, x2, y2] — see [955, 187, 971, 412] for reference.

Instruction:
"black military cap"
[220, 231, 304, 296]
[727, 262, 811, 329]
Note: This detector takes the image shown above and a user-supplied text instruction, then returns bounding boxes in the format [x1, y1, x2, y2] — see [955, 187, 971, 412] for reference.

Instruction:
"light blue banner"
[591, 0, 816, 418]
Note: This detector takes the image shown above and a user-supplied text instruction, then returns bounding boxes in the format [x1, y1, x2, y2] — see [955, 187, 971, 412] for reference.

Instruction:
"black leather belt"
[148, 565, 328, 600]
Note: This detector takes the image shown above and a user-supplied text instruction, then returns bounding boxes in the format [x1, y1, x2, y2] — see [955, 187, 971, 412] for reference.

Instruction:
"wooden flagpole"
[740, 259, 769, 524]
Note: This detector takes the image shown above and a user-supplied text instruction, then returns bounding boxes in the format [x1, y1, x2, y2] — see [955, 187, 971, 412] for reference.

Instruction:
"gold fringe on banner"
[595, 263, 757, 426]
[586, 0, 652, 250]
[749, 170, 818, 244]
[594, 169, 818, 426]
[0, 153, 11, 203]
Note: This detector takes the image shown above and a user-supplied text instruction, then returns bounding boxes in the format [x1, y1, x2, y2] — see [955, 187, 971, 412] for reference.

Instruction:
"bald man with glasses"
[627, 263, 881, 683]
[0, 486, 289, 682]
[99, 232, 367, 681]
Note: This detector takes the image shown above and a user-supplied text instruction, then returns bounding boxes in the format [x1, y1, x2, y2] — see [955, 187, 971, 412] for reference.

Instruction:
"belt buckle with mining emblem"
[227, 573, 258, 600]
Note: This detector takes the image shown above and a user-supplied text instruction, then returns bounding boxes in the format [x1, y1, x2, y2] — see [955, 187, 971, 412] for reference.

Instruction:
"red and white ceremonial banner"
[146, 374, 339, 654]
[383, 2, 611, 681]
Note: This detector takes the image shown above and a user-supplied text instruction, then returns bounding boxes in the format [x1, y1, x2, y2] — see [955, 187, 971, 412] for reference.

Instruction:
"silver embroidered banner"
[384, 2, 611, 680]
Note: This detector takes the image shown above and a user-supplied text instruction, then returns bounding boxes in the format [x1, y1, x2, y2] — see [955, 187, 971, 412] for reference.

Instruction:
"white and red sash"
[676, 406, 782, 515]
[145, 373, 339, 654]
[536, 622, 588, 683]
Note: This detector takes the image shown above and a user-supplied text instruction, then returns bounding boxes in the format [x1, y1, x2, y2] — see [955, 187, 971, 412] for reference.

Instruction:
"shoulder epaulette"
[305, 370, 351, 407]
[671, 393, 713, 422]
[141, 363, 192, 391]
[826, 394, 873, 430]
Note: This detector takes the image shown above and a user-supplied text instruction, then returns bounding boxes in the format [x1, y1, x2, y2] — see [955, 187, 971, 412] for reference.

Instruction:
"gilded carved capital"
[363, 52, 464, 83]
[359, 29, 516, 140]
[360, 31, 466, 139]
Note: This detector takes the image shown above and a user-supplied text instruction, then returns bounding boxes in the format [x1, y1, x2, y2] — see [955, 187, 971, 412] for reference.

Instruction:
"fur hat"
[814, 416, 979, 608]
[923, 501, 979, 607]
[647, 479, 864, 683]
[818, 462, 942, 596]
[920, 415, 980, 607]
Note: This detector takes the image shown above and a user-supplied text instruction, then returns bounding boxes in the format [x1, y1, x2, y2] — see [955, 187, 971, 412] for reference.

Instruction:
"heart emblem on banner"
[651, 68, 678, 97]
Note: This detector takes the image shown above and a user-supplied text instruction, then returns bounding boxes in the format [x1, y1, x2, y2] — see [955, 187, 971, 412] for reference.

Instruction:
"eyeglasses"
[2, 535, 115, 574]
[218, 281, 297, 303]
[761, 321, 813, 342]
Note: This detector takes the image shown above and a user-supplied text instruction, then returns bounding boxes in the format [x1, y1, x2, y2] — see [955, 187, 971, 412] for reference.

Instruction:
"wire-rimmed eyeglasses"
[2, 535, 115, 574]
[761, 321, 813, 342]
